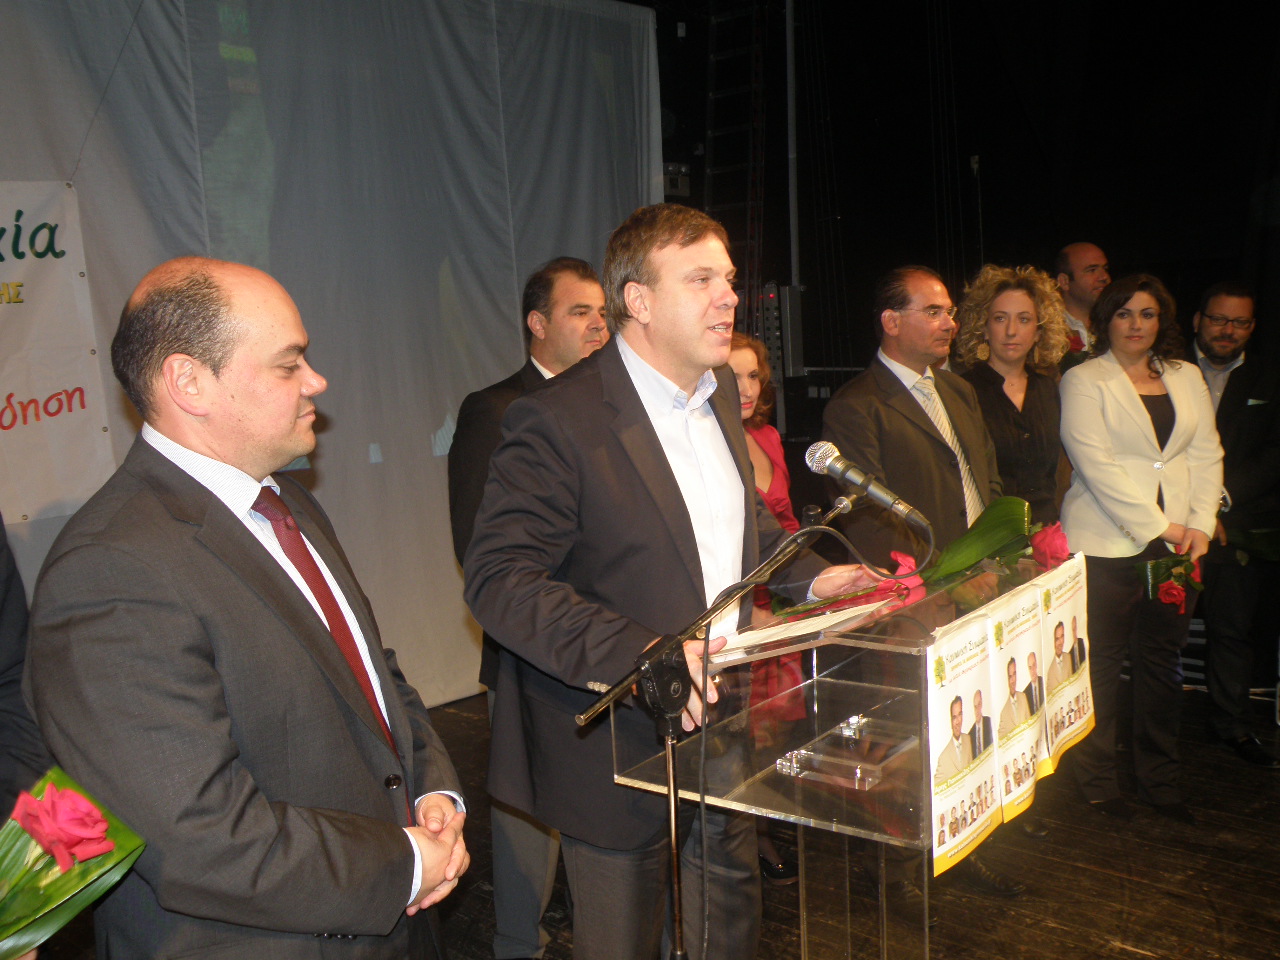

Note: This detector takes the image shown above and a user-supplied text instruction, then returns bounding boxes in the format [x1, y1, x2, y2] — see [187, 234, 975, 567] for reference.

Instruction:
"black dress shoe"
[759, 853, 798, 885]
[1150, 801, 1196, 825]
[1020, 816, 1049, 839]
[882, 879, 939, 926]
[1228, 735, 1280, 768]
[1088, 797, 1134, 821]
[953, 853, 1026, 898]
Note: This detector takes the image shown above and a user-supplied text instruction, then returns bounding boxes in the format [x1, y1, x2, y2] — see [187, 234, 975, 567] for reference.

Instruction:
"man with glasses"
[822, 265, 1002, 570]
[1193, 282, 1280, 768]
[821, 266, 1019, 914]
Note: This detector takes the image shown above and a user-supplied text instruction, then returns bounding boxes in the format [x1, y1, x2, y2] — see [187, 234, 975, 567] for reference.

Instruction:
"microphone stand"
[576, 497, 852, 960]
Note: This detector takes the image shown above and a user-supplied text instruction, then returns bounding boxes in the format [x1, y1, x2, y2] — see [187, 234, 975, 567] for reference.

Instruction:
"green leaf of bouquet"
[0, 767, 145, 960]
[922, 497, 1031, 582]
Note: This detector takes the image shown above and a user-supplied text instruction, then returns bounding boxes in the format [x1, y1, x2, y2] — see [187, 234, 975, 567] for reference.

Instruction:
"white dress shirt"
[616, 336, 745, 640]
[1064, 311, 1092, 349]
[529, 355, 556, 380]
[1193, 343, 1244, 413]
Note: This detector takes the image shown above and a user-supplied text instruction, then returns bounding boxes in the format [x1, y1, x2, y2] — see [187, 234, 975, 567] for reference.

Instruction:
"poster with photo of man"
[1041, 554, 1094, 762]
[985, 581, 1046, 819]
[926, 557, 1093, 874]
[930, 611, 1001, 872]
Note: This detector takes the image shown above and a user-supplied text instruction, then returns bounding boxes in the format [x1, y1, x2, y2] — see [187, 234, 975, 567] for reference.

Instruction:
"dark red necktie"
[252, 486, 397, 754]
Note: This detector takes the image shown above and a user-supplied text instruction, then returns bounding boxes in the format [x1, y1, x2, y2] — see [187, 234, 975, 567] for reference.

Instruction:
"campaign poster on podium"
[987, 581, 1047, 819]
[929, 610, 1002, 873]
[928, 556, 1094, 874]
[1041, 554, 1094, 765]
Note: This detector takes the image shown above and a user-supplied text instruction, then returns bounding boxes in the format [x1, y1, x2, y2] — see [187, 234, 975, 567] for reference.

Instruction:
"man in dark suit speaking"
[448, 256, 607, 960]
[464, 204, 870, 960]
[25, 258, 468, 959]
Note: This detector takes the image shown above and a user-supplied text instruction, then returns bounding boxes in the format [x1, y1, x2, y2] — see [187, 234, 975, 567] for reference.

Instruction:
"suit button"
[1153, 461, 1165, 470]
[385, 774, 403, 789]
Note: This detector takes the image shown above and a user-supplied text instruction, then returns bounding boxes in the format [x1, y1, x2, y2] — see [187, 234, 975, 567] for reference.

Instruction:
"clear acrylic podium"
[612, 562, 1038, 960]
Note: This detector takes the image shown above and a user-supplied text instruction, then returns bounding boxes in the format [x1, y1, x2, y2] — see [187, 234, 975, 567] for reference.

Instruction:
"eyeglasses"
[1202, 313, 1255, 330]
[902, 305, 957, 320]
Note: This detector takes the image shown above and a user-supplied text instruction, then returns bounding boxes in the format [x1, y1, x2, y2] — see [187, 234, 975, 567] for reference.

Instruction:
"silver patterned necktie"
[911, 375, 985, 527]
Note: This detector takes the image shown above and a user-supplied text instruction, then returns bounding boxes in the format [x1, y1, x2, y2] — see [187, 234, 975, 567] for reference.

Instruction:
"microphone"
[805, 441, 932, 533]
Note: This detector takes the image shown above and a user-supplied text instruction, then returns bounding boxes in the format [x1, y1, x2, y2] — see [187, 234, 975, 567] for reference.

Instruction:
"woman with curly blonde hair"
[955, 264, 1071, 524]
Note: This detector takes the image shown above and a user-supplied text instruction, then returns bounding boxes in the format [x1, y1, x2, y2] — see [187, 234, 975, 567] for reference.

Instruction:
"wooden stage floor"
[39, 689, 1280, 960]
[430, 690, 1280, 960]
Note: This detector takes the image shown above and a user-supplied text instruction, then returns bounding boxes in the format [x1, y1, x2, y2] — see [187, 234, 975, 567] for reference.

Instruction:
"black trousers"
[1074, 544, 1192, 805]
[558, 804, 760, 960]
[1200, 554, 1275, 740]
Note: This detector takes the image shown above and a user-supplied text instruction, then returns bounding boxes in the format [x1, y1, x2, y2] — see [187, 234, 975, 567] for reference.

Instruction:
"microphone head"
[805, 440, 840, 475]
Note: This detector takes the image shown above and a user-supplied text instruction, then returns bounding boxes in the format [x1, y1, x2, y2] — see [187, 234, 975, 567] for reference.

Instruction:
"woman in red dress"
[729, 333, 800, 543]
[728, 332, 803, 883]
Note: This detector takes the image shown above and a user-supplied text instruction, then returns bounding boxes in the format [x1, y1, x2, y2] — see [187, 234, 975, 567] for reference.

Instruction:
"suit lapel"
[872, 360, 950, 451]
[711, 365, 751, 487]
[518, 358, 546, 393]
[1097, 353, 1161, 452]
[1213, 355, 1253, 451]
[1161, 363, 1198, 455]
[128, 440, 398, 758]
[708, 365, 759, 571]
[598, 342, 705, 599]
[934, 374, 983, 473]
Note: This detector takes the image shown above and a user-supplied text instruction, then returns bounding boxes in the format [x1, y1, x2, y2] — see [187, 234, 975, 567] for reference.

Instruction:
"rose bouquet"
[1136, 552, 1202, 614]
[0, 768, 144, 960]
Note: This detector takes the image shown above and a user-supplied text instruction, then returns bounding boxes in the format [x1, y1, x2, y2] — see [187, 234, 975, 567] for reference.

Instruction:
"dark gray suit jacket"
[447, 359, 546, 688]
[821, 358, 1002, 566]
[464, 338, 825, 850]
[26, 438, 459, 959]
[1, 513, 49, 817]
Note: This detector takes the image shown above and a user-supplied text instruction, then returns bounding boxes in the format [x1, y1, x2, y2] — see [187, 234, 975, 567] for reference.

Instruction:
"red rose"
[1068, 334, 1086, 353]
[12, 783, 114, 873]
[1157, 580, 1187, 614]
[1030, 522, 1071, 570]
[1190, 559, 1202, 584]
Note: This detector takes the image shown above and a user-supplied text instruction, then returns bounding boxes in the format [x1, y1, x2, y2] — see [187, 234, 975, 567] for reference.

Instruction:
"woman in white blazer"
[1060, 274, 1223, 825]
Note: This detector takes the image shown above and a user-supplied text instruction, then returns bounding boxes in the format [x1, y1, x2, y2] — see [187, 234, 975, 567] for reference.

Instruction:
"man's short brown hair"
[602, 203, 729, 332]
[111, 270, 237, 420]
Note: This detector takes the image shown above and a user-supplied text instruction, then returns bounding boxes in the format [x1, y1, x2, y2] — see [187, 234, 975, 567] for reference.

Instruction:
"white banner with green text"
[0, 182, 113, 523]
